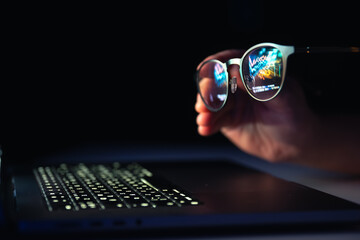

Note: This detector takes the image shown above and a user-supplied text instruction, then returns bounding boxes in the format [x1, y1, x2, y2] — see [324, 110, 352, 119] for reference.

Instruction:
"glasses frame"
[196, 42, 359, 112]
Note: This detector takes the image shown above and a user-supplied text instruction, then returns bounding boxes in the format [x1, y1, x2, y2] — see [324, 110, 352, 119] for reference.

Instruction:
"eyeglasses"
[196, 42, 359, 112]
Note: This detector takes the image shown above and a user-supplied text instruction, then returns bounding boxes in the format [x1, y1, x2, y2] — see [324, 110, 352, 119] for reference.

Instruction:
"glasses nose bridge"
[226, 58, 241, 67]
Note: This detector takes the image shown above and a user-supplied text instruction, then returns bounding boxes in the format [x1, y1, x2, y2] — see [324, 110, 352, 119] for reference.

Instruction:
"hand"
[195, 49, 318, 163]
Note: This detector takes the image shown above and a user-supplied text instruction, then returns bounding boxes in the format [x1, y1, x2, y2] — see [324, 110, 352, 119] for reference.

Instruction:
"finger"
[196, 91, 234, 125]
[196, 112, 216, 126]
[197, 110, 233, 136]
[197, 49, 245, 70]
[198, 118, 229, 136]
[196, 97, 235, 136]
[198, 125, 216, 136]
[211, 49, 245, 63]
[195, 94, 211, 113]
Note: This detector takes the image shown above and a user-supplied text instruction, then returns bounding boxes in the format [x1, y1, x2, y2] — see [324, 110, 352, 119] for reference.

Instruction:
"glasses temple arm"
[295, 46, 359, 54]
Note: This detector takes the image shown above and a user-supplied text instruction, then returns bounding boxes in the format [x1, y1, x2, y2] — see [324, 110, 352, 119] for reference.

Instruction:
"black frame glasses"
[196, 42, 359, 112]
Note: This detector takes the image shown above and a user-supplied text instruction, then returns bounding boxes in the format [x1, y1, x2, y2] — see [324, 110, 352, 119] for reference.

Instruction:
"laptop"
[1, 145, 360, 236]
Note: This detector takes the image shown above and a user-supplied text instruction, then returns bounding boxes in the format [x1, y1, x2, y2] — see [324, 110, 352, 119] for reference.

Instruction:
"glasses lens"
[197, 60, 228, 111]
[242, 47, 283, 101]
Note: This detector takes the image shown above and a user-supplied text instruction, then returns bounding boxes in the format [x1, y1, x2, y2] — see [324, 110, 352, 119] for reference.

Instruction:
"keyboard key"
[34, 162, 202, 211]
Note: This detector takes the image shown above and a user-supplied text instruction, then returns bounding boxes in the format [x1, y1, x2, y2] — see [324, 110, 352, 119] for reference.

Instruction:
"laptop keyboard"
[34, 162, 201, 211]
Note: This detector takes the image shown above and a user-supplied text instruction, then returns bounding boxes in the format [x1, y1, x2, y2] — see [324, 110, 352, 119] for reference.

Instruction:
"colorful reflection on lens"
[242, 47, 283, 100]
[197, 60, 228, 111]
[249, 47, 282, 83]
[214, 63, 227, 87]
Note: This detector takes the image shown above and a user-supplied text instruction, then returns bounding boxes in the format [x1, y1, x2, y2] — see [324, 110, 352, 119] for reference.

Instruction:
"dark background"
[2, 1, 359, 161]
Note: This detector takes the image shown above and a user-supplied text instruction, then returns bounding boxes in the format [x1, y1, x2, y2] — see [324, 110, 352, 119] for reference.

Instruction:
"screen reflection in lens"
[242, 47, 283, 101]
[197, 60, 228, 111]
